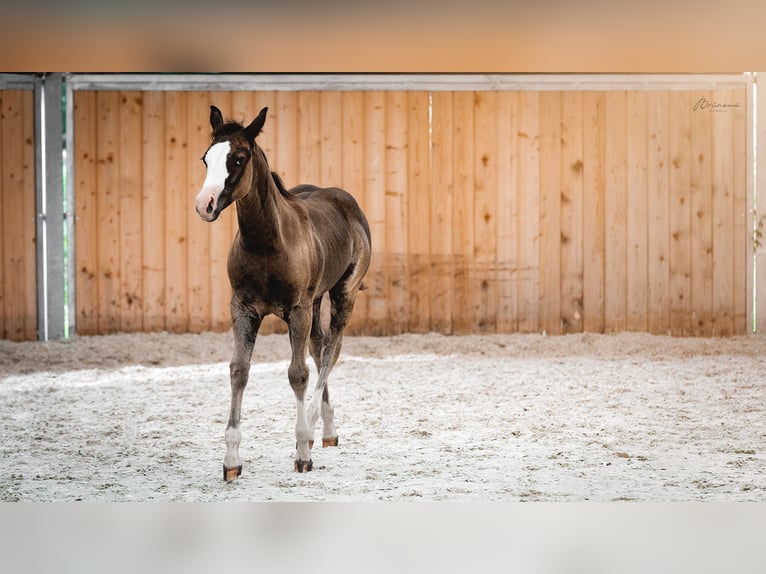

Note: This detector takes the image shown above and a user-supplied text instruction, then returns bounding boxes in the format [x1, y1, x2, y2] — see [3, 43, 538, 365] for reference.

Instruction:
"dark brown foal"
[195, 106, 371, 481]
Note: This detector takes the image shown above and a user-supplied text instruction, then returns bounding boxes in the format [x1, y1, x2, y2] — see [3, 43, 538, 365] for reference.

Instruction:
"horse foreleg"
[223, 305, 261, 482]
[287, 305, 313, 472]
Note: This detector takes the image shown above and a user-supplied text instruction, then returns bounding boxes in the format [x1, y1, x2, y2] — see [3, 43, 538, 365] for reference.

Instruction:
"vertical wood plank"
[711, 88, 735, 336]
[21, 90, 37, 340]
[647, 91, 671, 335]
[731, 86, 748, 334]
[668, 91, 693, 336]
[430, 91, 454, 334]
[341, 91, 368, 334]
[96, 91, 121, 334]
[626, 91, 649, 332]
[141, 91, 166, 332]
[253, 91, 278, 164]
[320, 91, 343, 188]
[496, 92, 518, 332]
[407, 91, 431, 333]
[516, 91, 541, 333]
[559, 92, 584, 333]
[1, 91, 32, 340]
[537, 91, 562, 335]
[0, 90, 16, 341]
[582, 92, 606, 333]
[74, 91, 99, 335]
[689, 89, 714, 336]
[452, 91, 475, 335]
[472, 91, 498, 333]
[364, 91, 388, 334]
[185, 91, 211, 333]
[274, 91, 298, 188]
[164, 91, 188, 333]
[298, 91, 321, 185]
[604, 91, 628, 332]
[118, 91, 144, 332]
[385, 91, 408, 334]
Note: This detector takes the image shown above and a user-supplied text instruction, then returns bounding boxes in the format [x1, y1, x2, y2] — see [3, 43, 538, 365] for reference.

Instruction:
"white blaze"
[202, 141, 231, 191]
[195, 141, 230, 219]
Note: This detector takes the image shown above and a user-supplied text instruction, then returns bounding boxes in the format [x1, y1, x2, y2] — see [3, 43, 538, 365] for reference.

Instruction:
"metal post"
[39, 73, 66, 340]
[33, 74, 46, 340]
[757, 74, 766, 334]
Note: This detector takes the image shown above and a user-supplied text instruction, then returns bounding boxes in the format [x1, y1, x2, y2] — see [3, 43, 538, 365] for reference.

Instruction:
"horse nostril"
[206, 197, 215, 214]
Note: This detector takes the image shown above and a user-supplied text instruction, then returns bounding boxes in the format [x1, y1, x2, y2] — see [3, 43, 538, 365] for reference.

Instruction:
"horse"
[195, 105, 371, 481]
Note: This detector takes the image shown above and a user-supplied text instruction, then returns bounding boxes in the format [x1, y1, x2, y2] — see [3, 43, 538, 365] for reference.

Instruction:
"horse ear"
[210, 105, 224, 131]
[244, 107, 268, 143]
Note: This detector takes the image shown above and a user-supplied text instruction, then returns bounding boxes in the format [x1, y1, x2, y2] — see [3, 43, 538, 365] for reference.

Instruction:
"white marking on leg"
[307, 365, 336, 441]
[307, 393, 322, 429]
[224, 425, 241, 469]
[295, 399, 311, 462]
[321, 400, 337, 441]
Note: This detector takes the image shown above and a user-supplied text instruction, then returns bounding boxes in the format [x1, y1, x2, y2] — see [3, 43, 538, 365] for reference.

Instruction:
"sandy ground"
[1, 330, 765, 501]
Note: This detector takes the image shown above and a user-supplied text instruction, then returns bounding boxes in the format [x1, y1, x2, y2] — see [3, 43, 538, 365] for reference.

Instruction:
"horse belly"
[229, 267, 302, 318]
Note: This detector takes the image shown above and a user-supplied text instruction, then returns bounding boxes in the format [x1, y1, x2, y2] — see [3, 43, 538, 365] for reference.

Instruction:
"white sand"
[1, 331, 765, 501]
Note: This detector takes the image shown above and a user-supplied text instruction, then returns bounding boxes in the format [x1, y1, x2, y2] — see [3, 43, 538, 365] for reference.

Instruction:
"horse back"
[290, 185, 371, 243]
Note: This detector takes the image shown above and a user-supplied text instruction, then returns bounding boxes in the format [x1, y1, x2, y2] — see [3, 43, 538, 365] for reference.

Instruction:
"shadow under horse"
[195, 105, 371, 481]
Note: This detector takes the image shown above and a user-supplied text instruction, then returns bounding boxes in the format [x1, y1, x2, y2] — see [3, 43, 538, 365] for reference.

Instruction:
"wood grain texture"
[0, 90, 36, 340]
[65, 86, 750, 339]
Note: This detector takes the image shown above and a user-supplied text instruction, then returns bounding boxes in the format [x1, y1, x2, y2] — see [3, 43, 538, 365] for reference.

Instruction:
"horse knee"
[230, 360, 250, 387]
[288, 363, 309, 393]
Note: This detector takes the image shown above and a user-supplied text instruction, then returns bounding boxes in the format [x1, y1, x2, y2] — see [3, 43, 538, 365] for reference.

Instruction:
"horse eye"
[235, 157, 245, 167]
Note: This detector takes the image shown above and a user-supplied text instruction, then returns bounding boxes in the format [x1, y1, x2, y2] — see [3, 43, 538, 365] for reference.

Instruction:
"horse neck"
[235, 152, 291, 254]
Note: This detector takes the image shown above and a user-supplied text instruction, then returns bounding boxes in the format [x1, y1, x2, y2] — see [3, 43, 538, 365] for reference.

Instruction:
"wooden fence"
[72, 80, 751, 337]
[0, 88, 37, 341]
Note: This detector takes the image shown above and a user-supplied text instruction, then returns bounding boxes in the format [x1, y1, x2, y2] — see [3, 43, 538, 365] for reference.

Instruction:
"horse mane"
[270, 171, 293, 198]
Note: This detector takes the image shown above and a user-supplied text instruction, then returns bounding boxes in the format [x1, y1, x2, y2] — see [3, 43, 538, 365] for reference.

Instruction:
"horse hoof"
[223, 464, 243, 482]
[294, 459, 313, 473]
[322, 437, 339, 448]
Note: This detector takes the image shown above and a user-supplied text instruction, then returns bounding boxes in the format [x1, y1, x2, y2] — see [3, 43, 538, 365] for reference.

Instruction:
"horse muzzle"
[195, 187, 222, 222]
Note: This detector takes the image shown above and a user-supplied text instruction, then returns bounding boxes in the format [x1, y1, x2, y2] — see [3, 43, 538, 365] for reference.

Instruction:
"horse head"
[195, 105, 268, 222]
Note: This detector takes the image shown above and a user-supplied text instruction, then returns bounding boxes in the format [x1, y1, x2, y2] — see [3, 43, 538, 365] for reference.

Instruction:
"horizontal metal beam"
[65, 73, 754, 93]
[0, 73, 41, 90]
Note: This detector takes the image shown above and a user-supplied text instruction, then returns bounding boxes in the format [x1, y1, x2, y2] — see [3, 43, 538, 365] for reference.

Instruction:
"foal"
[195, 106, 371, 481]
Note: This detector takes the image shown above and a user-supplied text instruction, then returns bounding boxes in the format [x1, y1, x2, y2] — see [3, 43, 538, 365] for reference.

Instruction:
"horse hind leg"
[317, 306, 345, 447]
[307, 269, 364, 449]
[306, 296, 324, 449]
[309, 296, 324, 373]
